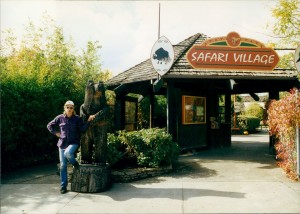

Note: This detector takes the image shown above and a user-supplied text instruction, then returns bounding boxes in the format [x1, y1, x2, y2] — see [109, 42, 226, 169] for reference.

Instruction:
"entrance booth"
[106, 32, 299, 150]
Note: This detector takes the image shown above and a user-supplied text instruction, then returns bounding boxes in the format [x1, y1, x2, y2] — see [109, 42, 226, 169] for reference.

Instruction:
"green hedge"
[1, 79, 63, 172]
[107, 128, 179, 168]
[237, 115, 261, 132]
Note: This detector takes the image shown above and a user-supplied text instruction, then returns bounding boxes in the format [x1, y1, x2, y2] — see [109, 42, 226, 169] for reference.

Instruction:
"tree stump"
[71, 164, 111, 193]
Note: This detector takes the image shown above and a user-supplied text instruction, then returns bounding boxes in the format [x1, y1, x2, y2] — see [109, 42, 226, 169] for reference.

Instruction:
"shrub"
[245, 102, 264, 120]
[107, 133, 124, 165]
[106, 131, 136, 168]
[1, 79, 60, 171]
[107, 128, 179, 168]
[268, 88, 300, 180]
[237, 115, 260, 132]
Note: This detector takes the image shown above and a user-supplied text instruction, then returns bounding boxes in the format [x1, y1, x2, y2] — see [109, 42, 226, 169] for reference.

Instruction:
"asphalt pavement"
[1, 131, 300, 213]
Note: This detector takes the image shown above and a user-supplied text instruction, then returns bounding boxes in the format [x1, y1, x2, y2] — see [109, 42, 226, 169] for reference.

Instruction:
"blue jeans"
[59, 144, 78, 188]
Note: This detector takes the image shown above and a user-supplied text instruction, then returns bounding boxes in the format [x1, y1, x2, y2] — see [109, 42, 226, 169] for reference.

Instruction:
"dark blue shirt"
[47, 114, 88, 149]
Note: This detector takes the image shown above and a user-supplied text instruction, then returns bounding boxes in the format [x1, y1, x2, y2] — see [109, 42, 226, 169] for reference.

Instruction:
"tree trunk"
[71, 164, 111, 193]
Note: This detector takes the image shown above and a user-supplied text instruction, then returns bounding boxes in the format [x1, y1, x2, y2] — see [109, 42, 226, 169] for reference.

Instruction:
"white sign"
[295, 44, 300, 73]
[150, 36, 174, 76]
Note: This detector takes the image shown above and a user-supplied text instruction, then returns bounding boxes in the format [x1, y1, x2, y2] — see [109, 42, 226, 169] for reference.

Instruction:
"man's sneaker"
[73, 161, 80, 170]
[60, 187, 67, 194]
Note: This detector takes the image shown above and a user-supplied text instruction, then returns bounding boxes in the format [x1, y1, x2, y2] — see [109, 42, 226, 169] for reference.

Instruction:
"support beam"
[249, 93, 259, 101]
[114, 96, 125, 131]
[295, 89, 300, 178]
[167, 81, 176, 141]
[153, 78, 163, 93]
[223, 93, 232, 147]
[268, 91, 279, 155]
[149, 93, 154, 128]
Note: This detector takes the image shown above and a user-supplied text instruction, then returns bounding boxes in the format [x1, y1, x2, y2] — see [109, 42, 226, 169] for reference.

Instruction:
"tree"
[271, 0, 300, 47]
[75, 41, 112, 97]
[0, 15, 112, 171]
[268, 0, 300, 70]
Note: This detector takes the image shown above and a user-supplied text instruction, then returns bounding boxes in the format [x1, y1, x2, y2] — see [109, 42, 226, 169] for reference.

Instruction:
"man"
[47, 100, 94, 194]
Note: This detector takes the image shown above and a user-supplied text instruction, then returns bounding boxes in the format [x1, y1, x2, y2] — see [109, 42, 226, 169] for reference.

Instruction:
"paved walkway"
[1, 132, 300, 213]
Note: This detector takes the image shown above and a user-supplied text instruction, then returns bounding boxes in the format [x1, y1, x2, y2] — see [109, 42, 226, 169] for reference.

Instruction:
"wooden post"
[233, 94, 237, 129]
[149, 93, 154, 128]
[71, 164, 111, 193]
[295, 89, 300, 177]
[167, 81, 176, 140]
[114, 96, 125, 131]
[269, 91, 279, 155]
[222, 93, 232, 147]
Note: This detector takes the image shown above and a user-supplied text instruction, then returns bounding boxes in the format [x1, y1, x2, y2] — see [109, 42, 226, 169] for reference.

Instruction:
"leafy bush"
[245, 102, 264, 120]
[268, 88, 300, 180]
[1, 79, 60, 171]
[107, 128, 179, 168]
[107, 132, 127, 165]
[237, 115, 260, 132]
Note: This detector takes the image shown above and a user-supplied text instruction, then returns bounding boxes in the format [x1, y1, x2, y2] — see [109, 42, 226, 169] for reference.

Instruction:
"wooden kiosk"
[106, 32, 299, 150]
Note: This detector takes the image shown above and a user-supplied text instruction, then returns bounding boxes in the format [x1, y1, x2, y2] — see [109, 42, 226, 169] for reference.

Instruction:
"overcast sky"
[1, 0, 278, 76]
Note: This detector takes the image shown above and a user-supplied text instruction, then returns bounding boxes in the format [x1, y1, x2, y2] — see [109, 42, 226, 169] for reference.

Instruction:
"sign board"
[186, 32, 279, 71]
[151, 36, 174, 76]
[295, 44, 300, 73]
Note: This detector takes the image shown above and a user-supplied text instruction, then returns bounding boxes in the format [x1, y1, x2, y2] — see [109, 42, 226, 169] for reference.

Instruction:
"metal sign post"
[296, 89, 300, 178]
[295, 45, 300, 72]
[295, 46, 300, 177]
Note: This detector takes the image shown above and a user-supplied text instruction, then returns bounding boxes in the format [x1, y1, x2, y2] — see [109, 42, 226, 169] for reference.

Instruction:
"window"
[218, 94, 226, 123]
[182, 96, 206, 124]
[125, 101, 137, 131]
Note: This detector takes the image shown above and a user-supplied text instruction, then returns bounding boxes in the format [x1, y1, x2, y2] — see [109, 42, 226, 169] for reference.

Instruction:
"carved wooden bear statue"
[80, 80, 110, 165]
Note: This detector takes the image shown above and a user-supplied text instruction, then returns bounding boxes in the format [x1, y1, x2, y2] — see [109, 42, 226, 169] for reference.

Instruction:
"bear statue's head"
[83, 80, 107, 114]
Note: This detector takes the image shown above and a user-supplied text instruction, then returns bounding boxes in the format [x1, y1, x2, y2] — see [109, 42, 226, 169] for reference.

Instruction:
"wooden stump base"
[71, 164, 111, 193]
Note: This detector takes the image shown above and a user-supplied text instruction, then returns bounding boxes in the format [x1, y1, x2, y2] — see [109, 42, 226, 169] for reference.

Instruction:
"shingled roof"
[106, 33, 205, 87]
[106, 33, 298, 88]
